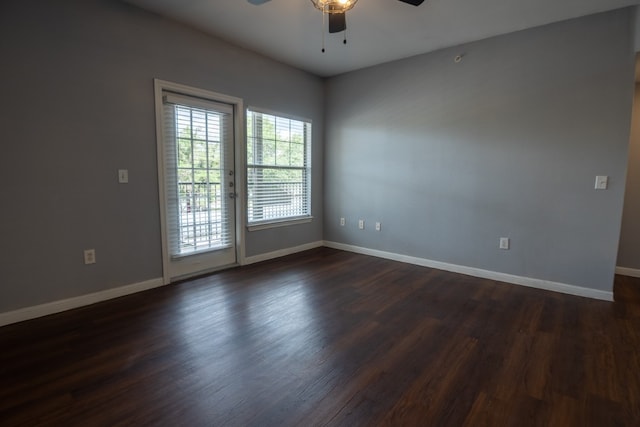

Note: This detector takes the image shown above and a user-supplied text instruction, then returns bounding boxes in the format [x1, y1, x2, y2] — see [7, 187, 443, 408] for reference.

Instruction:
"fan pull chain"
[321, 8, 326, 52]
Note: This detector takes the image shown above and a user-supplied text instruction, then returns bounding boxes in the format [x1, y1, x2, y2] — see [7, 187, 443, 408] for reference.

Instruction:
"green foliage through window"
[247, 110, 311, 224]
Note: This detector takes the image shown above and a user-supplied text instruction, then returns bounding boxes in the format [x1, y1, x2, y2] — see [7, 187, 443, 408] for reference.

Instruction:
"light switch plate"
[595, 175, 608, 190]
[118, 169, 129, 184]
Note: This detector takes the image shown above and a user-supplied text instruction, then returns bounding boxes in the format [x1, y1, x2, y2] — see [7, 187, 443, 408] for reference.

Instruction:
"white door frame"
[154, 79, 246, 284]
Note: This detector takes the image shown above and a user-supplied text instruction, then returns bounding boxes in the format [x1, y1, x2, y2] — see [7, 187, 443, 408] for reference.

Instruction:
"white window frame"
[246, 107, 313, 231]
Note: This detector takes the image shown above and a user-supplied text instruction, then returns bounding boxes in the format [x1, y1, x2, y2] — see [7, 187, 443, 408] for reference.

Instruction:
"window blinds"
[246, 110, 311, 225]
[163, 92, 234, 257]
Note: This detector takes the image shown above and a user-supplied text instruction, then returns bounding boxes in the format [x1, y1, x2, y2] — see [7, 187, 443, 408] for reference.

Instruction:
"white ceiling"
[123, 0, 640, 77]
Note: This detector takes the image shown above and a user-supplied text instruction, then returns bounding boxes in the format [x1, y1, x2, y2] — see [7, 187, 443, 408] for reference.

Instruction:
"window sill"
[247, 216, 313, 232]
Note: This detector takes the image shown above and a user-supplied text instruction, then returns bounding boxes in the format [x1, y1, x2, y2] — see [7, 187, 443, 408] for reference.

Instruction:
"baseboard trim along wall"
[0, 278, 165, 327]
[616, 266, 640, 278]
[324, 241, 614, 302]
[1, 240, 615, 327]
[1, 242, 325, 327]
[242, 241, 324, 265]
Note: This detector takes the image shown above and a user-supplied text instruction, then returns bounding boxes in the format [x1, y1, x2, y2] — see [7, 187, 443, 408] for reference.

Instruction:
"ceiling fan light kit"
[310, 0, 358, 14]
[249, 0, 426, 52]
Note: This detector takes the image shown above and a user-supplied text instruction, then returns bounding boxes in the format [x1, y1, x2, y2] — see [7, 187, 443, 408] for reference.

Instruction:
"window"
[246, 109, 311, 227]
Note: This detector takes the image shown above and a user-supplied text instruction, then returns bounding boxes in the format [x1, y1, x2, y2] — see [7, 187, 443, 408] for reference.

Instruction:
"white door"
[156, 85, 240, 282]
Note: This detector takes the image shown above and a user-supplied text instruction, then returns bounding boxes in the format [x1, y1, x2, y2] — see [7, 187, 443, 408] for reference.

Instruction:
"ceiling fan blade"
[328, 12, 346, 34]
[247, 0, 271, 5]
[397, 0, 425, 5]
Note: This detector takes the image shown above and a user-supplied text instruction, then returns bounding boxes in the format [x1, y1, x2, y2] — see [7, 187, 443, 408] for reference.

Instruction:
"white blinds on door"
[162, 92, 234, 257]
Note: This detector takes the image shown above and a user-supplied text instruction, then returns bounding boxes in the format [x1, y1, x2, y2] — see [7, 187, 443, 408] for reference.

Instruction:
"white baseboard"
[242, 240, 324, 265]
[616, 266, 640, 278]
[2, 240, 617, 327]
[0, 278, 165, 327]
[0, 240, 323, 327]
[324, 241, 614, 302]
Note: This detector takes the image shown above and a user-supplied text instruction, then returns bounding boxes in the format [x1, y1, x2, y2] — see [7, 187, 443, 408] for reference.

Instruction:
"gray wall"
[635, 6, 640, 51]
[0, 0, 324, 312]
[324, 9, 635, 292]
[618, 83, 640, 270]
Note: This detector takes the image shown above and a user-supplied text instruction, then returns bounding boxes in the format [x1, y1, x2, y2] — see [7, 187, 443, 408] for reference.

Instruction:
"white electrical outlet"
[358, 219, 364, 230]
[375, 222, 381, 231]
[340, 217, 345, 226]
[118, 169, 129, 184]
[84, 249, 96, 264]
[499, 238, 510, 250]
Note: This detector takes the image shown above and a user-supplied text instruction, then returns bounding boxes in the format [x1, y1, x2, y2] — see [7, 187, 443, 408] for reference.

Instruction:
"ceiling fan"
[247, 0, 425, 35]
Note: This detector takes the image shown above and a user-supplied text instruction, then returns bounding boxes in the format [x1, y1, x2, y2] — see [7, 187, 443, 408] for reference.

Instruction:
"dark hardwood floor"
[1, 247, 639, 426]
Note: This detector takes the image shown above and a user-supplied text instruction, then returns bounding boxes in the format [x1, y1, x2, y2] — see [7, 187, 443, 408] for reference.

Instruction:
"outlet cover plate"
[84, 249, 96, 264]
[499, 237, 510, 250]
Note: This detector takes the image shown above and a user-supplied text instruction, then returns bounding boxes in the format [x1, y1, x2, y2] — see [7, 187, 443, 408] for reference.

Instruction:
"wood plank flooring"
[1, 247, 639, 426]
